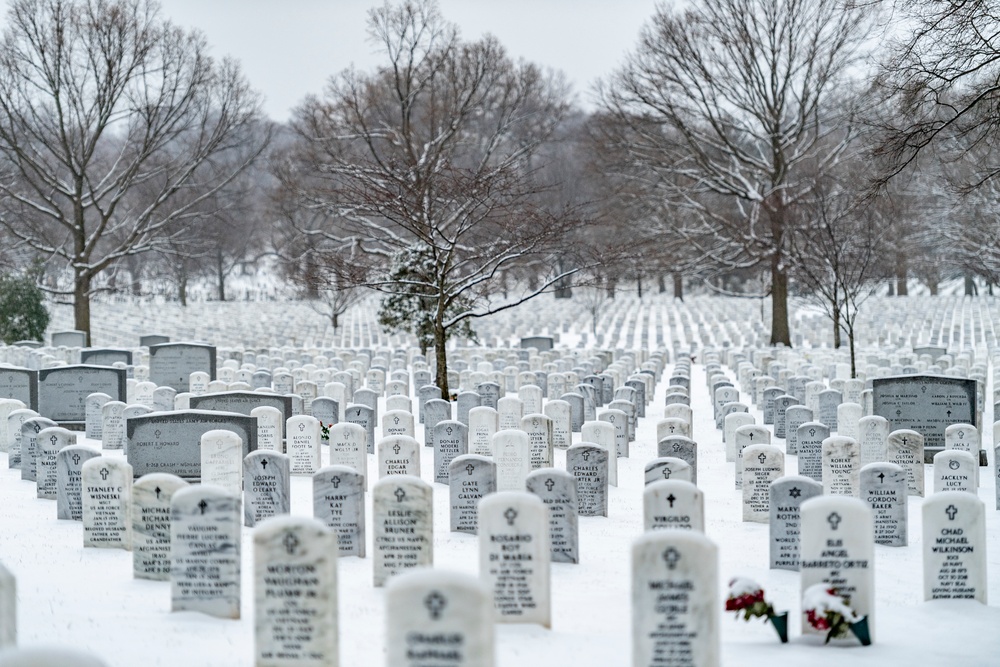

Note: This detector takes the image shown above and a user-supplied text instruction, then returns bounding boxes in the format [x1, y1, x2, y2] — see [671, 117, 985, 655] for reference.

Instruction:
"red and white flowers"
[802, 584, 861, 643]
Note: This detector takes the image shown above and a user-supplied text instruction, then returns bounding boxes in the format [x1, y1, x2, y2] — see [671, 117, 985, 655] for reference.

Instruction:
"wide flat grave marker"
[873, 375, 976, 459]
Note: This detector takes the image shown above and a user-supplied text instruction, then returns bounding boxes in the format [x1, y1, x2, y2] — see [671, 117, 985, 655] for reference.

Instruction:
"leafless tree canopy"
[282, 0, 592, 395]
[602, 0, 879, 345]
[0, 0, 269, 340]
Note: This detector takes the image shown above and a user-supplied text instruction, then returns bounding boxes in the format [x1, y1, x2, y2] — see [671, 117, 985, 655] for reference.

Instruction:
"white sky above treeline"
[156, 0, 661, 121]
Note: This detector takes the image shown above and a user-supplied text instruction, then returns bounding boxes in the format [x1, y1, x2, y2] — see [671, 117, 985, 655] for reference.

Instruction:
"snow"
[2, 357, 1000, 665]
[802, 584, 861, 624]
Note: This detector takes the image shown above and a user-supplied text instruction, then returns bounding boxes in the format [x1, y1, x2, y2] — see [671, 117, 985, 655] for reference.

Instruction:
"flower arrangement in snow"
[802, 584, 870, 645]
[725, 578, 787, 643]
[319, 422, 332, 441]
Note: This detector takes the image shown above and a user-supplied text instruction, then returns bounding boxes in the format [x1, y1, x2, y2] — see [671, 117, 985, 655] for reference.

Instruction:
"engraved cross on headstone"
[424, 591, 446, 620]
[465, 464, 474, 476]
[393, 443, 401, 455]
[100, 468, 109, 481]
[331, 476, 341, 489]
[261, 458, 268, 469]
[545, 478, 555, 491]
[666, 494, 676, 508]
[663, 547, 680, 570]
[758, 453, 767, 464]
[72, 453, 80, 465]
[504, 508, 518, 526]
[198, 499, 208, 515]
[946, 505, 958, 520]
[394, 487, 406, 502]
[283, 532, 299, 555]
[827, 512, 842, 530]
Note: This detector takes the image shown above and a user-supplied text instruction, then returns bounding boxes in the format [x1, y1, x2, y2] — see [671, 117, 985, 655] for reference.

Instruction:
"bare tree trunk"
[74, 272, 92, 345]
[332, 312, 339, 332]
[928, 280, 939, 296]
[216, 248, 226, 301]
[965, 274, 976, 296]
[832, 303, 842, 348]
[848, 322, 857, 378]
[673, 272, 683, 300]
[887, 280, 895, 296]
[433, 322, 450, 400]
[658, 274, 666, 293]
[895, 253, 908, 296]
[636, 273, 643, 298]
[179, 266, 188, 307]
[770, 261, 791, 346]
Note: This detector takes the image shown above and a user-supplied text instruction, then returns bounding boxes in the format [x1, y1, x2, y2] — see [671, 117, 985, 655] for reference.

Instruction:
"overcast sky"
[157, 0, 661, 121]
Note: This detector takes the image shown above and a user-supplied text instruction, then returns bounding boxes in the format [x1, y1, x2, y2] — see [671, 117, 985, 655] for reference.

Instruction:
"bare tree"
[283, 0, 590, 397]
[789, 159, 888, 375]
[0, 0, 269, 342]
[873, 1, 1000, 190]
[601, 0, 879, 346]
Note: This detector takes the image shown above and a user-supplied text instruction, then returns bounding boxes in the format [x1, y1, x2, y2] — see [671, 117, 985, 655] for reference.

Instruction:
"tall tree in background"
[0, 0, 269, 342]
[284, 0, 586, 397]
[602, 0, 878, 346]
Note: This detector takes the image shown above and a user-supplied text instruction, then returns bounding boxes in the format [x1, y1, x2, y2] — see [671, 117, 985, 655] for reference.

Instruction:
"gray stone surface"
[286, 415, 322, 475]
[567, 444, 608, 517]
[821, 436, 861, 496]
[521, 414, 553, 470]
[200, 429, 243, 496]
[478, 491, 550, 627]
[344, 404, 375, 454]
[372, 475, 433, 587]
[873, 374, 977, 455]
[644, 457, 693, 485]
[932, 450, 976, 494]
[84, 393, 110, 440]
[433, 420, 468, 484]
[126, 410, 257, 479]
[858, 415, 890, 466]
[656, 436, 697, 485]
[189, 391, 294, 425]
[887, 428, 925, 497]
[56, 445, 101, 521]
[170, 485, 241, 618]
[817, 389, 842, 430]
[800, 496, 874, 640]
[632, 531, 719, 666]
[37, 365, 126, 423]
[81, 457, 133, 549]
[20, 417, 56, 482]
[449, 454, 495, 534]
[150, 342, 216, 393]
[0, 561, 13, 648]
[36, 426, 74, 499]
[922, 491, 986, 603]
[243, 450, 290, 527]
[327, 423, 367, 488]
[378, 435, 421, 478]
[131, 473, 189, 580]
[384, 569, 493, 667]
[492, 430, 532, 492]
[526, 468, 579, 564]
[742, 444, 784, 523]
[423, 399, 451, 449]
[598, 409, 628, 458]
[796, 422, 829, 481]
[0, 368, 36, 411]
[254, 516, 338, 665]
[769, 475, 823, 570]
[643, 479, 704, 532]
[312, 465, 366, 558]
[860, 462, 907, 547]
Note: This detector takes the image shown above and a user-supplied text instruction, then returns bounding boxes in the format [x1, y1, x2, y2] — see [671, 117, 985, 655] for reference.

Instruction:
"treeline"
[0, 0, 995, 372]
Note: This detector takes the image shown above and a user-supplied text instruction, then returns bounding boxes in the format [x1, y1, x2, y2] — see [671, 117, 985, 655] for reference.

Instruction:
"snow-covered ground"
[2, 350, 1000, 665]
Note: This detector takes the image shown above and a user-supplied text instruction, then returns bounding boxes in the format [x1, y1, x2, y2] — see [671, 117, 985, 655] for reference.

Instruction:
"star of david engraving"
[788, 487, 801, 499]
